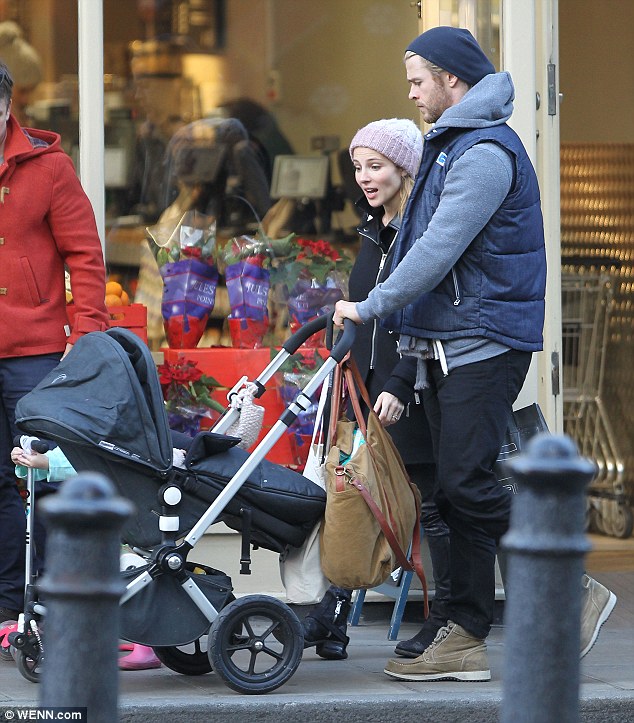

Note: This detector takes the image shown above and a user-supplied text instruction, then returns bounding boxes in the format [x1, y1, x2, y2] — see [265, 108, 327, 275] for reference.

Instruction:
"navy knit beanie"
[406, 26, 495, 87]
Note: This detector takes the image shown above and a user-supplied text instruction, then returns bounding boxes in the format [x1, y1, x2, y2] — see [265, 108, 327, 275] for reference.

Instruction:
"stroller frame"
[12, 316, 355, 694]
[0, 437, 49, 681]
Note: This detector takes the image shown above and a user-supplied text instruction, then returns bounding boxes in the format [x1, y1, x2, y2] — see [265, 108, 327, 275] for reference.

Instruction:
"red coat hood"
[4, 114, 61, 164]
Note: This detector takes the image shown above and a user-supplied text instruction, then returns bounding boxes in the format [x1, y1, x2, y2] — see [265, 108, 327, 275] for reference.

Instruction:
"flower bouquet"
[157, 357, 226, 436]
[218, 232, 352, 347]
[147, 211, 219, 348]
[221, 235, 272, 348]
[275, 349, 325, 467]
[270, 237, 351, 348]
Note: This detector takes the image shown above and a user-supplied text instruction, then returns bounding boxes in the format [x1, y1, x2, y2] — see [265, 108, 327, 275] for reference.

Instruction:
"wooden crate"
[67, 303, 148, 344]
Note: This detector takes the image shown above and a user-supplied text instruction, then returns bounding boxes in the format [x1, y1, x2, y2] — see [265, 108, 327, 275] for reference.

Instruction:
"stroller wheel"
[154, 636, 212, 676]
[16, 649, 42, 683]
[153, 584, 236, 676]
[208, 595, 303, 694]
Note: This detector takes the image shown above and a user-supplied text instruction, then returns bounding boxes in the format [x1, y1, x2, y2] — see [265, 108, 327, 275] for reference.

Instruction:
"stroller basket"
[119, 563, 233, 647]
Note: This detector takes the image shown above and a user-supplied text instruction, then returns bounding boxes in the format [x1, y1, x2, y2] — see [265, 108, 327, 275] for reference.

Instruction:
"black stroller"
[13, 316, 355, 694]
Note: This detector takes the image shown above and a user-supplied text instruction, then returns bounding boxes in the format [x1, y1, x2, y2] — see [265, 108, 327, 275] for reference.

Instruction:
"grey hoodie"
[355, 72, 517, 385]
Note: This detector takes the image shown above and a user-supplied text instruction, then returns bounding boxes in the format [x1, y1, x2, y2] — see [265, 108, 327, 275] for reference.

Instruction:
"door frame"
[420, 0, 563, 431]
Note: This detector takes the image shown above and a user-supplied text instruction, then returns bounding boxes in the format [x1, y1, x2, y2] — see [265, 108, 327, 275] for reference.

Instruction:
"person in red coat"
[0, 61, 110, 625]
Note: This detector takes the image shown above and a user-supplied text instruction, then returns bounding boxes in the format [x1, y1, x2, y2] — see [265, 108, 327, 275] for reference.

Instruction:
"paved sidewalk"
[0, 572, 632, 722]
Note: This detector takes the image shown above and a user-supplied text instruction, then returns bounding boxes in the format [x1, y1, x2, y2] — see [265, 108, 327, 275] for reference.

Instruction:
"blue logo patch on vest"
[436, 152, 447, 167]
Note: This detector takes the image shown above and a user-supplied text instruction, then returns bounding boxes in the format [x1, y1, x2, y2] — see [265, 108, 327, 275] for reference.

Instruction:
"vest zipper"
[369, 251, 388, 369]
[451, 268, 461, 306]
[369, 225, 399, 370]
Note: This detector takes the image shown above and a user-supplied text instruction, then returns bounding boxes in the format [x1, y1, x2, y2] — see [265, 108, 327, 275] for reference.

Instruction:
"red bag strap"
[341, 358, 428, 616]
[329, 355, 370, 445]
[349, 475, 428, 616]
[348, 477, 411, 568]
[329, 354, 367, 441]
[344, 356, 375, 414]
[343, 365, 367, 438]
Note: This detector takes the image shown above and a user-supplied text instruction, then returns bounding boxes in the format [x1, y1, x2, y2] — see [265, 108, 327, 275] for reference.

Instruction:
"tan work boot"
[580, 574, 617, 659]
[384, 620, 491, 682]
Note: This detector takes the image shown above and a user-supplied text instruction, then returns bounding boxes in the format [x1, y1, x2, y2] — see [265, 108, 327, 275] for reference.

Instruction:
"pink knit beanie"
[349, 118, 423, 179]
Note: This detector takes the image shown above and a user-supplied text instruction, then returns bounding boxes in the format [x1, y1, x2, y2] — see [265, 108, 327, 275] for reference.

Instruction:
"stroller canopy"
[15, 328, 173, 473]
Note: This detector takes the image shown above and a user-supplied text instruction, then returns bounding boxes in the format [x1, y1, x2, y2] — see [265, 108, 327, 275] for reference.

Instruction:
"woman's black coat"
[347, 199, 433, 466]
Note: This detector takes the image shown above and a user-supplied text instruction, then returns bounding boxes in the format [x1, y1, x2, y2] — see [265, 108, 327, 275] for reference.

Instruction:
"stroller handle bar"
[14, 435, 50, 455]
[281, 315, 356, 362]
[185, 316, 358, 544]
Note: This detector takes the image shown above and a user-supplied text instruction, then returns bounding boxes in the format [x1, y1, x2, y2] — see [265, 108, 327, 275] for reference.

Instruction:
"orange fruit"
[105, 293, 123, 306]
[120, 290, 130, 306]
[105, 281, 123, 297]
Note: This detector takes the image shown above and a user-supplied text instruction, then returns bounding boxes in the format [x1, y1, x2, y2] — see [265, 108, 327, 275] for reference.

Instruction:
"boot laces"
[430, 622, 453, 647]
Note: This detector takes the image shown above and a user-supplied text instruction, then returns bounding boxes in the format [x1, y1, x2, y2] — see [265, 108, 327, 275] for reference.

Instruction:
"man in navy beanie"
[335, 26, 616, 681]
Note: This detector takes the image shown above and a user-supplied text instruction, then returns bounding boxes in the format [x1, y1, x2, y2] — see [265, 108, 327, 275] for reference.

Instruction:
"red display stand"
[161, 347, 327, 469]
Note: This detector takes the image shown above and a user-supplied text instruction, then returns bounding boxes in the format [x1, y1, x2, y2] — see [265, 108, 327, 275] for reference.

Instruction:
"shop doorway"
[558, 0, 634, 541]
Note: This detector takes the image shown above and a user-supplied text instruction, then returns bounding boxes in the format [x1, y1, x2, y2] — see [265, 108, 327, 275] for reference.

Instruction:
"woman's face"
[352, 147, 403, 212]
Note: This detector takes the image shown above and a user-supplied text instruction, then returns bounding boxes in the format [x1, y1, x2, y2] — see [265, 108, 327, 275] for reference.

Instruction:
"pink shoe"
[119, 644, 162, 671]
[0, 621, 18, 661]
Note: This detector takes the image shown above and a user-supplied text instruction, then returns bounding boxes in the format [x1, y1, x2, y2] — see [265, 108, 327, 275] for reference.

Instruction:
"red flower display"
[157, 359, 225, 435]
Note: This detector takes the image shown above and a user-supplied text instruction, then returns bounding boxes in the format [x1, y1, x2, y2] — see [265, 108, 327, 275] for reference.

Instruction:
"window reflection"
[0, 0, 427, 350]
[435, 0, 500, 70]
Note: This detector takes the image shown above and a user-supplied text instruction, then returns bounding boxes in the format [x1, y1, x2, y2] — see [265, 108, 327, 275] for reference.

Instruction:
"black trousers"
[423, 349, 532, 639]
[0, 353, 62, 612]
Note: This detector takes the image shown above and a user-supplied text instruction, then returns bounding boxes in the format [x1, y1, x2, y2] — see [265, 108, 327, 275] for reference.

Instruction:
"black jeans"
[0, 353, 62, 611]
[423, 349, 532, 639]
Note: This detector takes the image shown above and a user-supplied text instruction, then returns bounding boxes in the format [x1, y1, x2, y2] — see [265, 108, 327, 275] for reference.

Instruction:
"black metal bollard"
[38, 472, 134, 722]
[500, 433, 596, 723]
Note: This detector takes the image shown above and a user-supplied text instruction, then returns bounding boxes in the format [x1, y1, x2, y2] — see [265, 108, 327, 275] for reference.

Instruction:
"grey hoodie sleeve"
[356, 142, 513, 323]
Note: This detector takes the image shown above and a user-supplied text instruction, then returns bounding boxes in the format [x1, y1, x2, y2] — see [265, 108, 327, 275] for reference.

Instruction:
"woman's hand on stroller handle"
[280, 313, 356, 362]
[333, 300, 361, 327]
[329, 317, 356, 364]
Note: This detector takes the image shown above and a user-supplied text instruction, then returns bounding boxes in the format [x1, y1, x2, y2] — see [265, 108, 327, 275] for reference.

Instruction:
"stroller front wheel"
[16, 648, 42, 683]
[208, 595, 303, 694]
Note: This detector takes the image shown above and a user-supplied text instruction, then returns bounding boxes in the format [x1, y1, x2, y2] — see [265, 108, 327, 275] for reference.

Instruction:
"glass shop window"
[1, 0, 422, 349]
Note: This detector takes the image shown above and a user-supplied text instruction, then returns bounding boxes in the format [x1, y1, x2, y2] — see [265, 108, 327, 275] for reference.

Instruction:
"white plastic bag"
[279, 376, 330, 604]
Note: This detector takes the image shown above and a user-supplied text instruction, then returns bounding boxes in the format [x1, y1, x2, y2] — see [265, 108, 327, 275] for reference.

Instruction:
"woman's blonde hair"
[399, 174, 415, 219]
